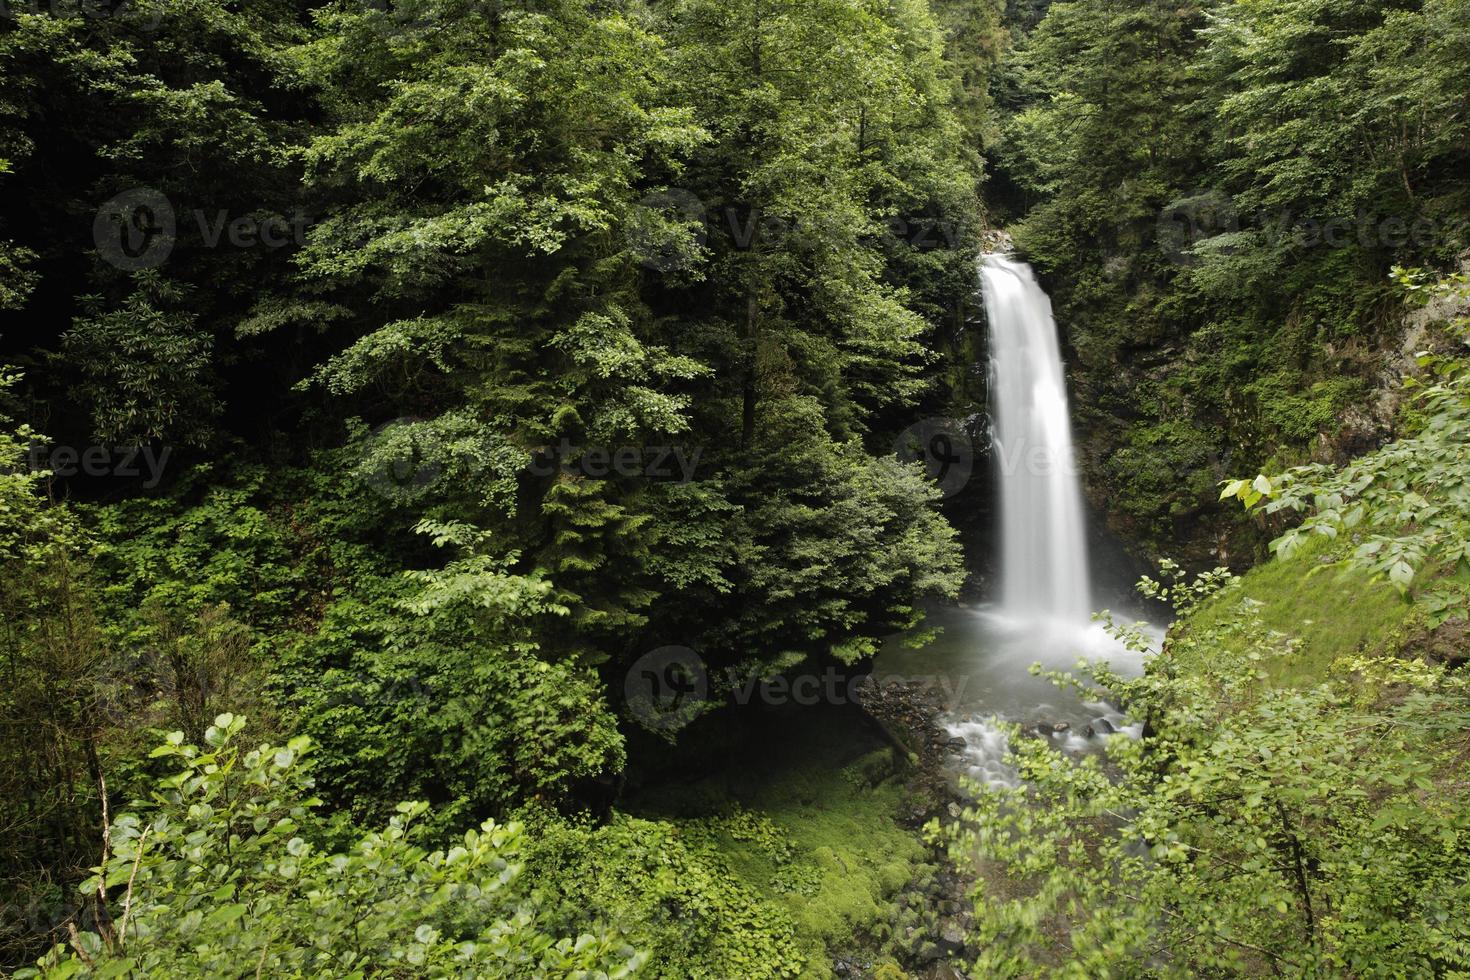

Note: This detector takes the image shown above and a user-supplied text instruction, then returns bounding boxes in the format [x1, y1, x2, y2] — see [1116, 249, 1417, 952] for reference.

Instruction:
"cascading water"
[980, 254, 1092, 625]
[874, 254, 1155, 790]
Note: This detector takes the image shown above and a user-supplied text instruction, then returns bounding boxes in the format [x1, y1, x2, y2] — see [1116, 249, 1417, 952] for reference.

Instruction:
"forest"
[0, 0, 1467, 976]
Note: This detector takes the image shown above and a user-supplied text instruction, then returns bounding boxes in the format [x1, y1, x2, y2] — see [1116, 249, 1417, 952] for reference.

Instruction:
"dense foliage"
[940, 268, 1470, 976]
[1224, 269, 1470, 626]
[943, 574, 1470, 976]
[4, 0, 1468, 975]
[993, 0, 1470, 563]
[21, 716, 644, 978]
[0, 0, 991, 973]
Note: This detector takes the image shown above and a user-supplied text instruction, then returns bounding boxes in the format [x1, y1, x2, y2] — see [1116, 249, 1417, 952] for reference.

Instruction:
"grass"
[1179, 535, 1419, 687]
[628, 704, 927, 980]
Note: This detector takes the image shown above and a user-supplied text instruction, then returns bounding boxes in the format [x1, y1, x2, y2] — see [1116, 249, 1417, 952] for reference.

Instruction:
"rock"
[937, 923, 967, 955]
[1093, 717, 1115, 734]
[945, 736, 967, 750]
[1052, 722, 1070, 733]
[915, 939, 943, 964]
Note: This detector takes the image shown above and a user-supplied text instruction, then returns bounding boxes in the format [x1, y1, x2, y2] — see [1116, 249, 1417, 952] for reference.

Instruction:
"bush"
[20, 716, 644, 978]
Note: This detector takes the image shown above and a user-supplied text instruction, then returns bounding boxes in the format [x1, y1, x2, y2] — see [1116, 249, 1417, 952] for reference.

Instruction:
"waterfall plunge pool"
[874, 604, 1162, 789]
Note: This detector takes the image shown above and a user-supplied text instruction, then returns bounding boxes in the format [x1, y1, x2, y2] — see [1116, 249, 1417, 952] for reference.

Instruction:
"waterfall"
[980, 254, 1092, 624]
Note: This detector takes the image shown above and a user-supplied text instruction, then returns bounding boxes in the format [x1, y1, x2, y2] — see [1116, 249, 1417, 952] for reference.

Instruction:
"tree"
[1222, 267, 1470, 627]
[0, 370, 114, 965]
[0, 0, 317, 448]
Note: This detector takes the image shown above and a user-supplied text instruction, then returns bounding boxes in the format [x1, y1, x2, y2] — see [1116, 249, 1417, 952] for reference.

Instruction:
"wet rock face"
[852, 678, 961, 823]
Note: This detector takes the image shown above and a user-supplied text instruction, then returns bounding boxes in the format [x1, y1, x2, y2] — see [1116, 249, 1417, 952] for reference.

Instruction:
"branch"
[115, 826, 151, 951]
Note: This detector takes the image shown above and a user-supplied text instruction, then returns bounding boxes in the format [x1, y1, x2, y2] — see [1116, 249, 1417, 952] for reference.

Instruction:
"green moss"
[1242, 372, 1368, 444]
[1178, 535, 1418, 687]
[518, 809, 808, 978]
[630, 710, 928, 979]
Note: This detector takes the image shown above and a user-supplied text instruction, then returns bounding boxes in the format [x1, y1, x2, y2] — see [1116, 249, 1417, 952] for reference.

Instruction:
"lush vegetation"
[3, 0, 1469, 976]
[0, 0, 998, 974]
[992, 0, 1470, 563]
[940, 268, 1470, 975]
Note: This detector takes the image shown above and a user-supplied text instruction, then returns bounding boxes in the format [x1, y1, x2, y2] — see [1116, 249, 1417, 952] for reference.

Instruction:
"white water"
[981, 254, 1092, 624]
[874, 256, 1143, 787]
[876, 606, 1152, 788]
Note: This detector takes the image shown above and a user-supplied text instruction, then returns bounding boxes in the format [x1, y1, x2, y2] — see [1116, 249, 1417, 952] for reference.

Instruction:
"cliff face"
[1054, 254, 1470, 575]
